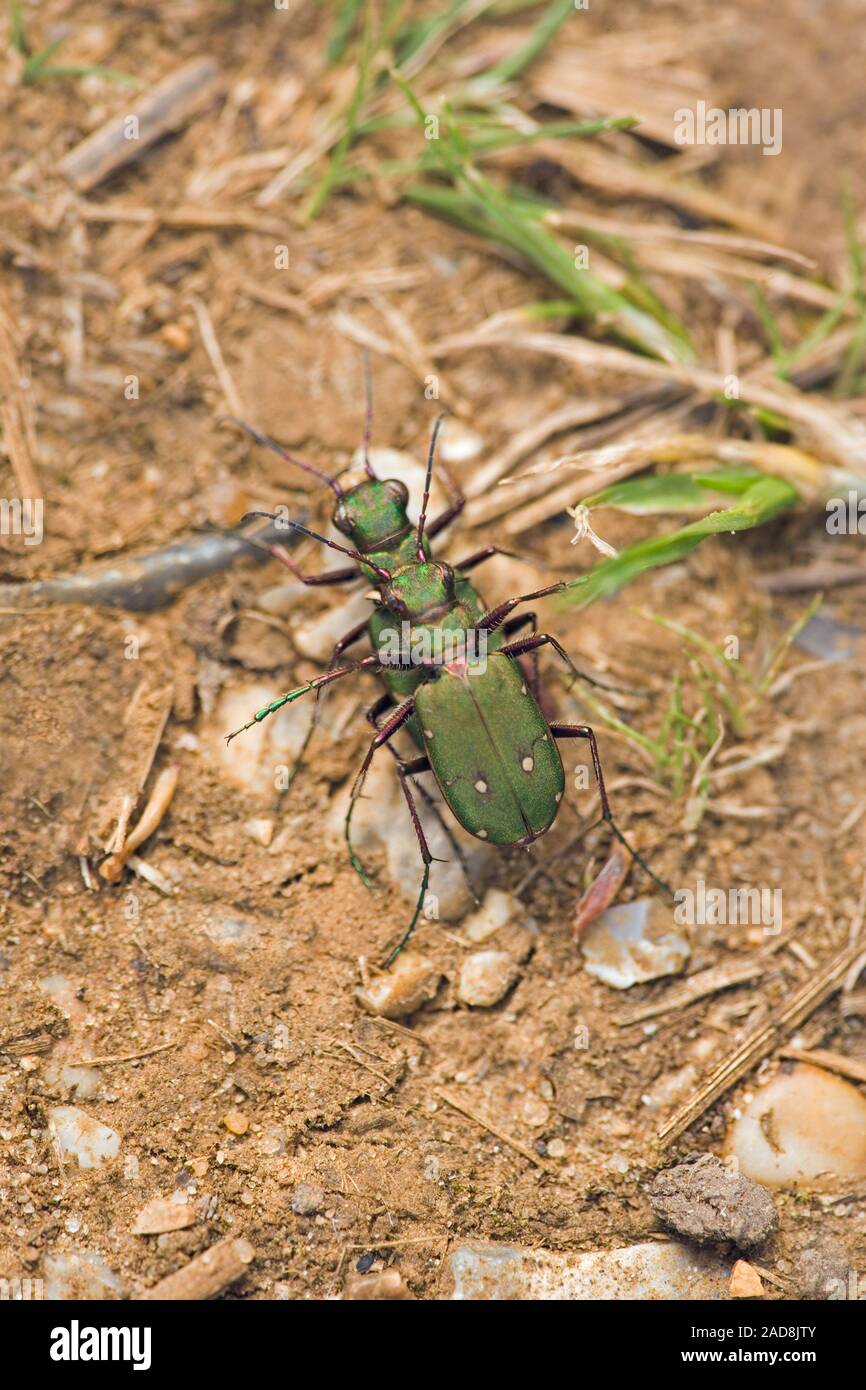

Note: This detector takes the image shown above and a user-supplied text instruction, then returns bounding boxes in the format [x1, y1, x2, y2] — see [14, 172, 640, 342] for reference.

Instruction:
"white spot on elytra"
[555, 791, 562, 803]
[474, 779, 488, 793]
[477, 829, 488, 839]
[423, 729, 433, 738]
[520, 682, 527, 695]
[522, 756, 534, 772]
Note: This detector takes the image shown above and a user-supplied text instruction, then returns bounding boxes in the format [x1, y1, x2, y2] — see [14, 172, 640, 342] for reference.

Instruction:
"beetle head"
[333, 478, 411, 550]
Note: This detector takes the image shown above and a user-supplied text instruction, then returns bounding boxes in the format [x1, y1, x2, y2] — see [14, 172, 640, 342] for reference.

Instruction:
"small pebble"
[243, 817, 275, 847]
[522, 1097, 550, 1128]
[458, 950, 520, 1008]
[344, 1268, 413, 1300]
[49, 1107, 120, 1171]
[355, 952, 441, 1020]
[439, 422, 484, 463]
[223, 1110, 249, 1136]
[160, 321, 192, 354]
[43, 1252, 121, 1301]
[133, 1197, 195, 1236]
[291, 1183, 325, 1217]
[730, 1259, 765, 1299]
[546, 1138, 567, 1159]
[463, 888, 519, 943]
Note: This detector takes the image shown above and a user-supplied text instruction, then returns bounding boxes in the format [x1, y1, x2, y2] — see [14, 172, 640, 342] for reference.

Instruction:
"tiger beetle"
[226, 369, 668, 966]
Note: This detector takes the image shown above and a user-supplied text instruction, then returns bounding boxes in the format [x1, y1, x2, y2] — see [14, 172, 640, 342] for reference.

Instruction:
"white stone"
[439, 422, 484, 464]
[580, 898, 690, 989]
[210, 681, 314, 797]
[293, 590, 372, 663]
[43, 1252, 122, 1301]
[49, 1107, 120, 1170]
[445, 1240, 728, 1300]
[458, 951, 520, 1008]
[726, 1063, 866, 1189]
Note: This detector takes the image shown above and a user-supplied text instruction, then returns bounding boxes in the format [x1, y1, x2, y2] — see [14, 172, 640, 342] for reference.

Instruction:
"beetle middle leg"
[345, 698, 417, 886]
[366, 694, 480, 905]
[549, 722, 672, 896]
[344, 702, 443, 964]
[385, 753, 439, 966]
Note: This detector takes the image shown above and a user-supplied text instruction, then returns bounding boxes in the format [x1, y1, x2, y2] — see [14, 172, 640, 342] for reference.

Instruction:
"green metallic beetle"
[228, 406, 666, 964]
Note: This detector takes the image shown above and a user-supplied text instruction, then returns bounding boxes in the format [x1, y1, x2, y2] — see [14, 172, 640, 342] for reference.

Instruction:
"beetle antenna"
[224, 418, 344, 498]
[361, 349, 376, 480]
[416, 413, 445, 560]
[239, 511, 391, 581]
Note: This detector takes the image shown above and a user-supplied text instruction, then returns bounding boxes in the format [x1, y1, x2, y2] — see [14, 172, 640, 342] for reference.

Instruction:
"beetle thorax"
[383, 561, 456, 621]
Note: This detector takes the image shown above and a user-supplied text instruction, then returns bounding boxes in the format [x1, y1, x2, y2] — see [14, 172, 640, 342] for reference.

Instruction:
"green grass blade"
[558, 476, 799, 609]
[326, 0, 366, 64]
[584, 467, 763, 514]
[8, 0, 27, 54]
[303, 5, 376, 221]
[472, 0, 574, 88]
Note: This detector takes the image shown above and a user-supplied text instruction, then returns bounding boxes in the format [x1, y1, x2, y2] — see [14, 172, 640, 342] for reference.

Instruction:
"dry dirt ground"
[1, 0, 865, 1300]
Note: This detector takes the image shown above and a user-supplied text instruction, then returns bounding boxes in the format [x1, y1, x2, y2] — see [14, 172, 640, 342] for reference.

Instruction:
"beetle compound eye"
[437, 562, 456, 594]
[333, 507, 353, 534]
[385, 479, 409, 507]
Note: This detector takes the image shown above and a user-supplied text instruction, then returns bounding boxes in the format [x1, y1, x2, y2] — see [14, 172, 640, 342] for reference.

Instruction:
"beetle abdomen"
[415, 653, 564, 846]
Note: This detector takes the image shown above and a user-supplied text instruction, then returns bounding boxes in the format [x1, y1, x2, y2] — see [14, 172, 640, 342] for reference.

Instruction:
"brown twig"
[0, 291, 41, 500]
[619, 959, 765, 1026]
[99, 763, 180, 882]
[69, 1040, 178, 1067]
[657, 937, 866, 1146]
[189, 295, 243, 417]
[58, 58, 219, 193]
[777, 1047, 866, 1086]
[134, 1236, 254, 1301]
[434, 1087, 553, 1172]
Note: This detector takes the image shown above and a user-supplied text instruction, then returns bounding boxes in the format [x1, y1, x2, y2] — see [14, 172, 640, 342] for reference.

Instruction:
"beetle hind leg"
[550, 722, 673, 898]
[381, 757, 438, 968]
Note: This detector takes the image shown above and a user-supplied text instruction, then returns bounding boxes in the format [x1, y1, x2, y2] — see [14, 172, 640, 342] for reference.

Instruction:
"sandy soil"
[1, 0, 865, 1300]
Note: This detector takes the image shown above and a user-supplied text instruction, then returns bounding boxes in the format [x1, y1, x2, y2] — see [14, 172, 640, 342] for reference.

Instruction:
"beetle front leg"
[225, 655, 381, 743]
[549, 722, 672, 897]
[501, 610, 539, 698]
[279, 616, 372, 804]
[499, 630, 621, 695]
[257, 550, 359, 586]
